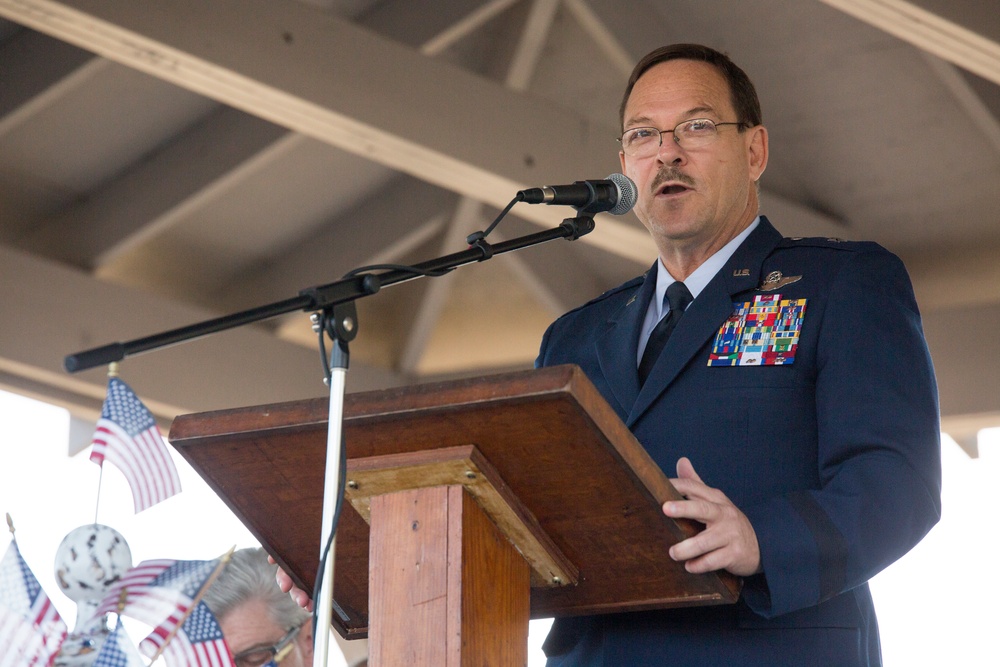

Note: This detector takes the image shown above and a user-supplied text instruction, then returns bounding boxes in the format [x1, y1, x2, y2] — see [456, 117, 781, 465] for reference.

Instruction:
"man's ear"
[747, 125, 768, 181]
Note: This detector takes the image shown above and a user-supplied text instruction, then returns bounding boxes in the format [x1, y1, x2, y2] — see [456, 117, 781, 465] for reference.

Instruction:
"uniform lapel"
[626, 217, 784, 427]
[596, 265, 656, 415]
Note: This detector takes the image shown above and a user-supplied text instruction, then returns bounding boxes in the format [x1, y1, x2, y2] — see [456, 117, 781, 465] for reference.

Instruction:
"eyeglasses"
[618, 118, 748, 158]
[232, 623, 303, 667]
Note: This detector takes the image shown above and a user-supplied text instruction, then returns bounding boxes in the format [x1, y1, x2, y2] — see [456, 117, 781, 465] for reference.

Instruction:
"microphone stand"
[311, 302, 353, 667]
[64, 212, 598, 667]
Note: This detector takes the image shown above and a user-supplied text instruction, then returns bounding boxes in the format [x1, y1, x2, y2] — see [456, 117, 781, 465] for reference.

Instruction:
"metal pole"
[313, 363, 346, 667]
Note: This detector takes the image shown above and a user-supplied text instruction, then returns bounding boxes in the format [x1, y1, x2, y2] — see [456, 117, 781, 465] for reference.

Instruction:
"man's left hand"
[663, 457, 762, 577]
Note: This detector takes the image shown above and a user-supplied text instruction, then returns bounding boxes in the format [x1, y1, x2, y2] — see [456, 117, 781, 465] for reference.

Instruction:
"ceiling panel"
[1, 0, 999, 452]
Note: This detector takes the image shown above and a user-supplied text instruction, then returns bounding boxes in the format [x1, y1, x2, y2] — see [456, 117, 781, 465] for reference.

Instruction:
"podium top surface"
[170, 364, 738, 636]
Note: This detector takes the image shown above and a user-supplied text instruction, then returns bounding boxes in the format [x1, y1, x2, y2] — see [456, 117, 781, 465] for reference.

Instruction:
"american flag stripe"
[143, 634, 195, 666]
[0, 609, 36, 667]
[94, 557, 226, 663]
[93, 420, 180, 512]
[93, 433, 153, 511]
[148, 635, 234, 667]
[92, 422, 174, 508]
[0, 543, 66, 666]
[133, 603, 190, 649]
[100, 593, 185, 628]
[193, 639, 234, 667]
[92, 426, 152, 509]
[0, 603, 62, 667]
[140, 616, 235, 667]
[30, 598, 64, 663]
[90, 559, 175, 620]
[94, 586, 180, 620]
[89, 376, 182, 513]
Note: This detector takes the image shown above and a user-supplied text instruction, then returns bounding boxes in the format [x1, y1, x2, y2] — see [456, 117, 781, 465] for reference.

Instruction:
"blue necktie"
[638, 281, 693, 386]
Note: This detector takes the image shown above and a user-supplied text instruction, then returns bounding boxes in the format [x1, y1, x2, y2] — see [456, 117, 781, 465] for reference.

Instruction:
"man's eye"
[625, 128, 658, 146]
[685, 119, 715, 133]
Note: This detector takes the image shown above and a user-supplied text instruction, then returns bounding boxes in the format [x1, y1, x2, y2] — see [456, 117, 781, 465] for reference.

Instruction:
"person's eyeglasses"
[231, 623, 303, 667]
[618, 118, 748, 158]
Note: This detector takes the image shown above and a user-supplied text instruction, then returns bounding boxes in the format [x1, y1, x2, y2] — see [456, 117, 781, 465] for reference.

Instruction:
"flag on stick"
[91, 558, 176, 626]
[91, 556, 225, 631]
[0, 538, 67, 667]
[140, 601, 235, 667]
[90, 375, 181, 513]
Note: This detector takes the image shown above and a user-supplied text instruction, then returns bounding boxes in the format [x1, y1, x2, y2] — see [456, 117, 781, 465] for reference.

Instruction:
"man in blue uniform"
[536, 43, 941, 666]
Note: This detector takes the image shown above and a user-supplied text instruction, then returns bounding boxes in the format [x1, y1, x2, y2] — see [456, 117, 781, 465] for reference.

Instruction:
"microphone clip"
[559, 215, 596, 240]
[466, 231, 495, 261]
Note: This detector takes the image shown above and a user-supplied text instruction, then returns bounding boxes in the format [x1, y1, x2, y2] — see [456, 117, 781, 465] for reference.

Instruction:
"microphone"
[517, 173, 637, 215]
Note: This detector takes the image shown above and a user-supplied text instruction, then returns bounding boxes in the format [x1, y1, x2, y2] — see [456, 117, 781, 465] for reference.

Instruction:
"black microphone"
[517, 173, 637, 215]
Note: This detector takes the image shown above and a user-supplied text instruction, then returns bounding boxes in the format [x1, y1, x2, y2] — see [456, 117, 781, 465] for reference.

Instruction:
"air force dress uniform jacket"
[535, 216, 942, 667]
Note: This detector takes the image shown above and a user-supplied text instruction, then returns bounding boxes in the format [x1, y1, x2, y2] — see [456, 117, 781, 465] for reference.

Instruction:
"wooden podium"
[169, 364, 739, 665]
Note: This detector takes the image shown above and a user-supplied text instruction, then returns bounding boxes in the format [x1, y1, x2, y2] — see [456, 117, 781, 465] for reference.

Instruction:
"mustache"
[651, 167, 695, 192]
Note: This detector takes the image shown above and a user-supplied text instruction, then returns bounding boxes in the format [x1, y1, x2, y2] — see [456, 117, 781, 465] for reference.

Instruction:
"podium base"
[369, 485, 530, 667]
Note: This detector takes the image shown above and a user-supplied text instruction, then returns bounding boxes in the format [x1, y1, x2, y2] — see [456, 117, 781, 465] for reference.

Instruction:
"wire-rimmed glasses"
[231, 622, 303, 667]
[618, 118, 747, 158]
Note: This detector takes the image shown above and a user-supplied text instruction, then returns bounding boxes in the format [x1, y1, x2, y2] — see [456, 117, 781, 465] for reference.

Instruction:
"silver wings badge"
[759, 270, 802, 291]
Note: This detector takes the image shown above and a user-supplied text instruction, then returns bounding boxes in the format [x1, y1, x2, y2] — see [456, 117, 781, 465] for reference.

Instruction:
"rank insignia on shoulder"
[708, 294, 807, 367]
[758, 270, 802, 291]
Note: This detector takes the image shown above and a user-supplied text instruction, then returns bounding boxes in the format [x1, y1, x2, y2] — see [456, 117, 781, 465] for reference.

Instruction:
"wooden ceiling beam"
[819, 0, 1000, 86]
[0, 244, 403, 423]
[0, 0, 654, 263]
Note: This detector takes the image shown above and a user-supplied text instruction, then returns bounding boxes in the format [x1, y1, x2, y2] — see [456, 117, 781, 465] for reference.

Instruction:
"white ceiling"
[1, 0, 999, 455]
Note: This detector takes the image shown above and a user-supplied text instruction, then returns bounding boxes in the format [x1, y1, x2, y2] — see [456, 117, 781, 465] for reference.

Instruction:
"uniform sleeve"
[740, 247, 942, 618]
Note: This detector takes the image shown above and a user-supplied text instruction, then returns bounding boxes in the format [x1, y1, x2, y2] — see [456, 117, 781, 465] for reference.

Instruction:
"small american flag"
[92, 557, 222, 630]
[91, 558, 174, 625]
[0, 540, 67, 667]
[90, 376, 181, 513]
[140, 601, 235, 667]
[93, 616, 145, 667]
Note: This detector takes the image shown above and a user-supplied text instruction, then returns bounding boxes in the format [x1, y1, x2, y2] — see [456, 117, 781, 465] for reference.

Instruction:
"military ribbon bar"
[708, 294, 807, 366]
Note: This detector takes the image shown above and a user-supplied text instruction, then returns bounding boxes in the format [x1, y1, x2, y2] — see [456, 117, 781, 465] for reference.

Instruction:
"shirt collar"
[652, 216, 760, 318]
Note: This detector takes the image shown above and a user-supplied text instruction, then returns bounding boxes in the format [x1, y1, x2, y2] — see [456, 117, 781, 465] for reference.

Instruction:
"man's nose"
[656, 132, 686, 165]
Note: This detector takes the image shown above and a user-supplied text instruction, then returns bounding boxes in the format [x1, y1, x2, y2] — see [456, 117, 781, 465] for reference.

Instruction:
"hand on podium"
[663, 457, 762, 578]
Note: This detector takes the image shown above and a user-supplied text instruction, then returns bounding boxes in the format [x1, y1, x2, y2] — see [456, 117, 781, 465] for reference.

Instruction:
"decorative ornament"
[53, 524, 134, 666]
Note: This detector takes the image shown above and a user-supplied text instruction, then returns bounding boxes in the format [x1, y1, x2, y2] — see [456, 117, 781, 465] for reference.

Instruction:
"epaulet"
[555, 275, 644, 319]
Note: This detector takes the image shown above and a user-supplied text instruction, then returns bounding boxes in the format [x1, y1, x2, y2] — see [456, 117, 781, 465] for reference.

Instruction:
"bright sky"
[1, 388, 996, 665]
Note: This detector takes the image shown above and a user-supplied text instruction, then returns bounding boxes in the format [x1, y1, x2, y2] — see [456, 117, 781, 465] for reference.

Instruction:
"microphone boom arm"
[64, 214, 596, 373]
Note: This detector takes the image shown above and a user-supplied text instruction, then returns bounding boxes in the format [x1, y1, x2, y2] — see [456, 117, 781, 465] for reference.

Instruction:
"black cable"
[342, 263, 452, 280]
[466, 195, 520, 246]
[311, 428, 347, 639]
[316, 314, 332, 387]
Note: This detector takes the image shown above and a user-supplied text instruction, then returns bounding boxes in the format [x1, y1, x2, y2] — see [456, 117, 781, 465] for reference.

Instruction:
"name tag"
[708, 294, 807, 367]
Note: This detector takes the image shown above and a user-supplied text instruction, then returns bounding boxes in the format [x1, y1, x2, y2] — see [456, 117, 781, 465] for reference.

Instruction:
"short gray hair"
[202, 547, 309, 629]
